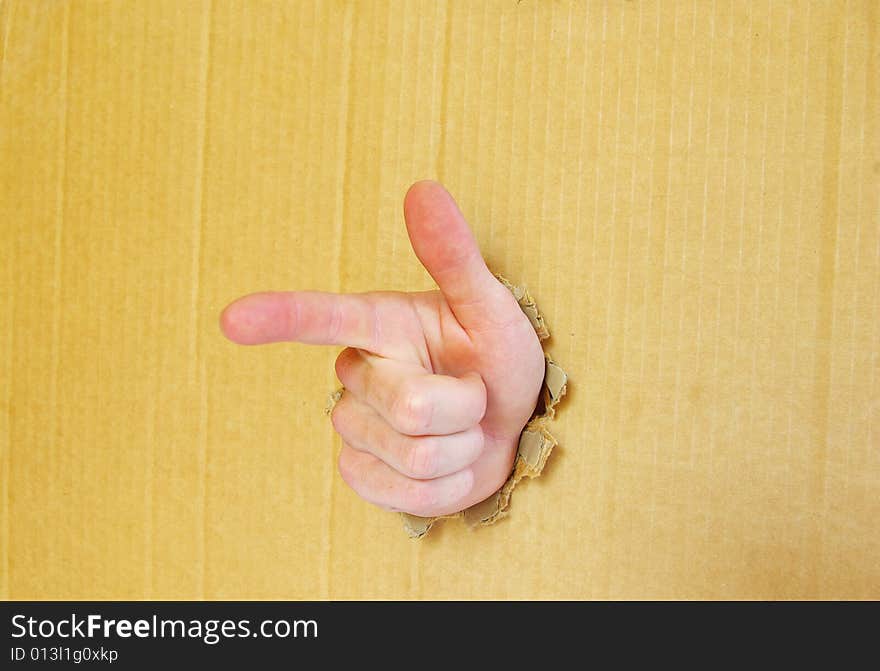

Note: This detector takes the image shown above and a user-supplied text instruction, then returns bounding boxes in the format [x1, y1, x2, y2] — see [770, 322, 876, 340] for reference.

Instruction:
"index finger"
[220, 290, 382, 352]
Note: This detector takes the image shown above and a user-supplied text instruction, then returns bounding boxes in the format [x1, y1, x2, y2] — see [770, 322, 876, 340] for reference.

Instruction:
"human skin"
[220, 181, 545, 517]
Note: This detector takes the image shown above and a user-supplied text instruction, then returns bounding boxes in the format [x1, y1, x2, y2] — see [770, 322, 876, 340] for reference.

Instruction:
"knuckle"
[327, 301, 344, 343]
[391, 381, 433, 434]
[405, 438, 439, 479]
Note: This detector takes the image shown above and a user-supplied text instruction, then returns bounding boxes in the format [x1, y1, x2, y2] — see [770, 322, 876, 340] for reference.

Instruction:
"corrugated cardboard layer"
[1, 0, 878, 599]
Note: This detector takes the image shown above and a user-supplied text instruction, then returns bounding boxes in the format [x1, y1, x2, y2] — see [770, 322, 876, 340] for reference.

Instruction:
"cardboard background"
[1, 0, 878, 599]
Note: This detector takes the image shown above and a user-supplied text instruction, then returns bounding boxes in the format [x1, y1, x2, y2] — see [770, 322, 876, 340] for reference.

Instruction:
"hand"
[220, 181, 546, 517]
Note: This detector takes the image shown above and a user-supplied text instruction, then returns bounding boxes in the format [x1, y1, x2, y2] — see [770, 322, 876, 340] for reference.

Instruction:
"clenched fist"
[220, 181, 545, 517]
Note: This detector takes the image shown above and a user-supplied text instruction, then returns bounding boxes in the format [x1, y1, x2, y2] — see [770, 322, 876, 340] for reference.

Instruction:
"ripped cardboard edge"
[324, 388, 344, 416]
[400, 275, 568, 539]
[495, 274, 550, 340]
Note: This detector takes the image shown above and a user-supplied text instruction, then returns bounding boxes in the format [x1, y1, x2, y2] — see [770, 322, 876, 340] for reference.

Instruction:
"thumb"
[403, 180, 515, 330]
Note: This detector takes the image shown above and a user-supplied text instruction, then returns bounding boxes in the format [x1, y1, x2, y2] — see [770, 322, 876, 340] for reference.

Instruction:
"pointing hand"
[220, 181, 545, 517]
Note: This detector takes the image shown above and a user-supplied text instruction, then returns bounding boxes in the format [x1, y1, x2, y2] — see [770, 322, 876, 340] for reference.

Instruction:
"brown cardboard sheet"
[1, 0, 878, 599]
